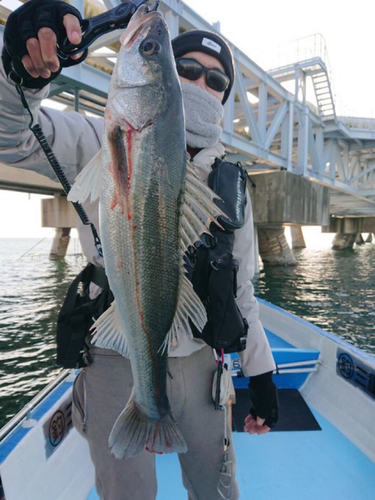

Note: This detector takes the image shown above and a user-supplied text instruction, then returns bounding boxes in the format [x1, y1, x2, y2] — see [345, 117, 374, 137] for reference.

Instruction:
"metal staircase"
[268, 58, 336, 122]
[267, 34, 336, 121]
[311, 67, 336, 120]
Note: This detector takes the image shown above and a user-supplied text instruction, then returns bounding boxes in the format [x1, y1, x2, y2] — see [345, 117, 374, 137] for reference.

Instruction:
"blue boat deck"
[86, 328, 375, 499]
[86, 408, 375, 500]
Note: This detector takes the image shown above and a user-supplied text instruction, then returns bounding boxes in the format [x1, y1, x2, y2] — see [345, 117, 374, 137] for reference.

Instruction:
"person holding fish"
[0, 1, 278, 499]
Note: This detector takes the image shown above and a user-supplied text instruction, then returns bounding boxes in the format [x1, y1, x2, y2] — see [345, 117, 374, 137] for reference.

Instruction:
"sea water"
[0, 237, 374, 428]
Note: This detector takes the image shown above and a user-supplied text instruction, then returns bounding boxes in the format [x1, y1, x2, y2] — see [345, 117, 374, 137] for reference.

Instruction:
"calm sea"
[0, 237, 374, 428]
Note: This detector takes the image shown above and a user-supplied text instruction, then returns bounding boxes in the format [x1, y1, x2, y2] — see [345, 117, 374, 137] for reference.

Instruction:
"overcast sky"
[184, 0, 375, 118]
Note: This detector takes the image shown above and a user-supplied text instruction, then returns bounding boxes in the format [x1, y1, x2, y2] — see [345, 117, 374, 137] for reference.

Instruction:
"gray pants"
[72, 344, 239, 500]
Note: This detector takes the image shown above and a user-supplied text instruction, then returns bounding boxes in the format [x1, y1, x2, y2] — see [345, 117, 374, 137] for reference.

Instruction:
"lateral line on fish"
[126, 185, 163, 408]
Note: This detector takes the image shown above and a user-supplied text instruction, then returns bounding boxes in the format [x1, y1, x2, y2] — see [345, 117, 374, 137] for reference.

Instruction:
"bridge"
[1, 0, 375, 260]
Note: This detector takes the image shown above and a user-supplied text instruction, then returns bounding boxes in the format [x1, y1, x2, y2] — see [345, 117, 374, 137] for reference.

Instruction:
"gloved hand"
[2, 0, 86, 88]
[244, 370, 279, 434]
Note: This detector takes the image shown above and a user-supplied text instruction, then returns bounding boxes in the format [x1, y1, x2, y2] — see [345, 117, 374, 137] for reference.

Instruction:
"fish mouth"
[120, 6, 165, 48]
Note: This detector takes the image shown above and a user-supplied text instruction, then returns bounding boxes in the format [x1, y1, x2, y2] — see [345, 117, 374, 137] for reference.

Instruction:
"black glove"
[2, 0, 87, 88]
[249, 370, 279, 429]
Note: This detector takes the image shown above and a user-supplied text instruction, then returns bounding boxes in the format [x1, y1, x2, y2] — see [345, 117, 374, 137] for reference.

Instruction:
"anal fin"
[160, 276, 207, 353]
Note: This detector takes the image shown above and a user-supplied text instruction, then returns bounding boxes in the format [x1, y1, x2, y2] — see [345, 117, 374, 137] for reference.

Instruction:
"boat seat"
[228, 327, 321, 390]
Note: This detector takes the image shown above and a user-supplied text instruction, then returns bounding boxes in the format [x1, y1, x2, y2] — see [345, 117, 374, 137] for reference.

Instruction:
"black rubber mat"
[232, 388, 321, 432]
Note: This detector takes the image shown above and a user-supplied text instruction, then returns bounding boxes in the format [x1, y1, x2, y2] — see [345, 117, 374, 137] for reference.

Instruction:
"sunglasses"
[175, 57, 230, 93]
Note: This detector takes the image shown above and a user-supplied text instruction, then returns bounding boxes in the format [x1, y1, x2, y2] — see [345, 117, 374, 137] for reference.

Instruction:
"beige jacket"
[0, 45, 275, 376]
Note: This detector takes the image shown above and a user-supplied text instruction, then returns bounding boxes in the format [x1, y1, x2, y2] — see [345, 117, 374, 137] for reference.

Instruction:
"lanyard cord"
[14, 79, 103, 258]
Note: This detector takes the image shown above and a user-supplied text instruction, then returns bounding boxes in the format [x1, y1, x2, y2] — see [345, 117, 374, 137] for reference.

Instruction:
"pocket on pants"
[71, 369, 86, 436]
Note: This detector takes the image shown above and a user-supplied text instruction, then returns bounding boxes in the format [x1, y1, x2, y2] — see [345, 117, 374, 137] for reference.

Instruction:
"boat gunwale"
[258, 297, 375, 364]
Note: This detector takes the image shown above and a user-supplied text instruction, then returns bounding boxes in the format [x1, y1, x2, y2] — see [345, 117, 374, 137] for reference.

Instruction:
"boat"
[1, 297, 374, 500]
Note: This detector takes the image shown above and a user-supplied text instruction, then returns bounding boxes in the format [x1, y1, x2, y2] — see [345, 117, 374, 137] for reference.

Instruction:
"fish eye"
[141, 39, 161, 56]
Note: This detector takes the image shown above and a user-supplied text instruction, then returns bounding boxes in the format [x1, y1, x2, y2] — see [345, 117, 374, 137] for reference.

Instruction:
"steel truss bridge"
[1, 0, 375, 218]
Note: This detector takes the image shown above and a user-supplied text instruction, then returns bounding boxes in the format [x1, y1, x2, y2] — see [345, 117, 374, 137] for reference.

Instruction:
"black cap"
[172, 30, 234, 104]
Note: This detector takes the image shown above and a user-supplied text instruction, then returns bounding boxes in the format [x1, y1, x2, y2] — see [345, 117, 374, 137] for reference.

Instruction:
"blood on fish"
[108, 126, 128, 213]
[146, 447, 163, 455]
[108, 123, 137, 215]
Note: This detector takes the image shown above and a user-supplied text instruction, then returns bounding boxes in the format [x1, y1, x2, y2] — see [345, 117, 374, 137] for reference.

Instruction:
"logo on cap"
[202, 37, 222, 54]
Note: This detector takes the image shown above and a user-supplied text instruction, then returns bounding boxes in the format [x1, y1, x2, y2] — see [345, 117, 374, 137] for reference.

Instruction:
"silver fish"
[68, 6, 224, 459]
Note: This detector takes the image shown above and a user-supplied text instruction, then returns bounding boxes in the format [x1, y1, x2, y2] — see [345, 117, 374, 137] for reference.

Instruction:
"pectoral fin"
[68, 150, 102, 204]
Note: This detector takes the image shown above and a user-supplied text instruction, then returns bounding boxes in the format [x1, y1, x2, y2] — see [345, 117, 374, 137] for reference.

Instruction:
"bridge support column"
[355, 233, 365, 245]
[42, 196, 76, 259]
[366, 233, 373, 243]
[248, 170, 329, 262]
[332, 233, 356, 250]
[50, 228, 71, 259]
[257, 226, 297, 265]
[290, 225, 306, 249]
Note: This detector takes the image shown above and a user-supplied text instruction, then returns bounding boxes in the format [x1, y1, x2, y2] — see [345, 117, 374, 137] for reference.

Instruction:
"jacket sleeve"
[233, 192, 276, 377]
[0, 40, 103, 184]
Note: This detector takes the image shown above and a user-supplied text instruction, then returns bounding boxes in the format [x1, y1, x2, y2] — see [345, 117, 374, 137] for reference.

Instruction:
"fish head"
[107, 6, 180, 131]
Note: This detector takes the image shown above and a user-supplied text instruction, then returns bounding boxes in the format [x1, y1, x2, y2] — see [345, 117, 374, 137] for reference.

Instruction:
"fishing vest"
[185, 157, 249, 353]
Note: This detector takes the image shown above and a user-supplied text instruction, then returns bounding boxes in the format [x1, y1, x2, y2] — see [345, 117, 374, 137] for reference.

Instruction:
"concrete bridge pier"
[366, 233, 373, 243]
[50, 228, 71, 259]
[322, 217, 375, 250]
[355, 233, 366, 245]
[41, 196, 76, 259]
[290, 225, 306, 249]
[331, 233, 357, 250]
[249, 171, 329, 266]
[257, 226, 297, 265]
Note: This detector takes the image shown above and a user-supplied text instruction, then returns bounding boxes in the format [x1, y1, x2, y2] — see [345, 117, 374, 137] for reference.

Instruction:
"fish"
[68, 5, 225, 459]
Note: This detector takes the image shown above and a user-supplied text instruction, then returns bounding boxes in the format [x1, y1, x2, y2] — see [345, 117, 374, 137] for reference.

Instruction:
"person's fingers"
[244, 414, 271, 435]
[244, 415, 257, 433]
[17, 13, 84, 79]
[25, 37, 50, 78]
[255, 424, 271, 435]
[63, 13, 82, 59]
[21, 54, 39, 78]
[244, 414, 255, 425]
[64, 13, 82, 44]
[244, 415, 256, 427]
[38, 27, 59, 72]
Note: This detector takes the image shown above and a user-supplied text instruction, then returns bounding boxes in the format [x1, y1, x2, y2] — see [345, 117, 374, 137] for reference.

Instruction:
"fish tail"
[109, 392, 187, 459]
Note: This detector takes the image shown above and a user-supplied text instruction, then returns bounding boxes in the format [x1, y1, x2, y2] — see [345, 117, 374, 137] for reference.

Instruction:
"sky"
[184, 0, 375, 118]
[1, 0, 374, 241]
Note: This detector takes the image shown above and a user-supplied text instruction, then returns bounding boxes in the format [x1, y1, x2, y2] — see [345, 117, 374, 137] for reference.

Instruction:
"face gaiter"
[181, 81, 224, 149]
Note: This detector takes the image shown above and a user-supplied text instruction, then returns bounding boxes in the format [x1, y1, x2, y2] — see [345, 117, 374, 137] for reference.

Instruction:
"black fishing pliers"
[58, 0, 160, 61]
